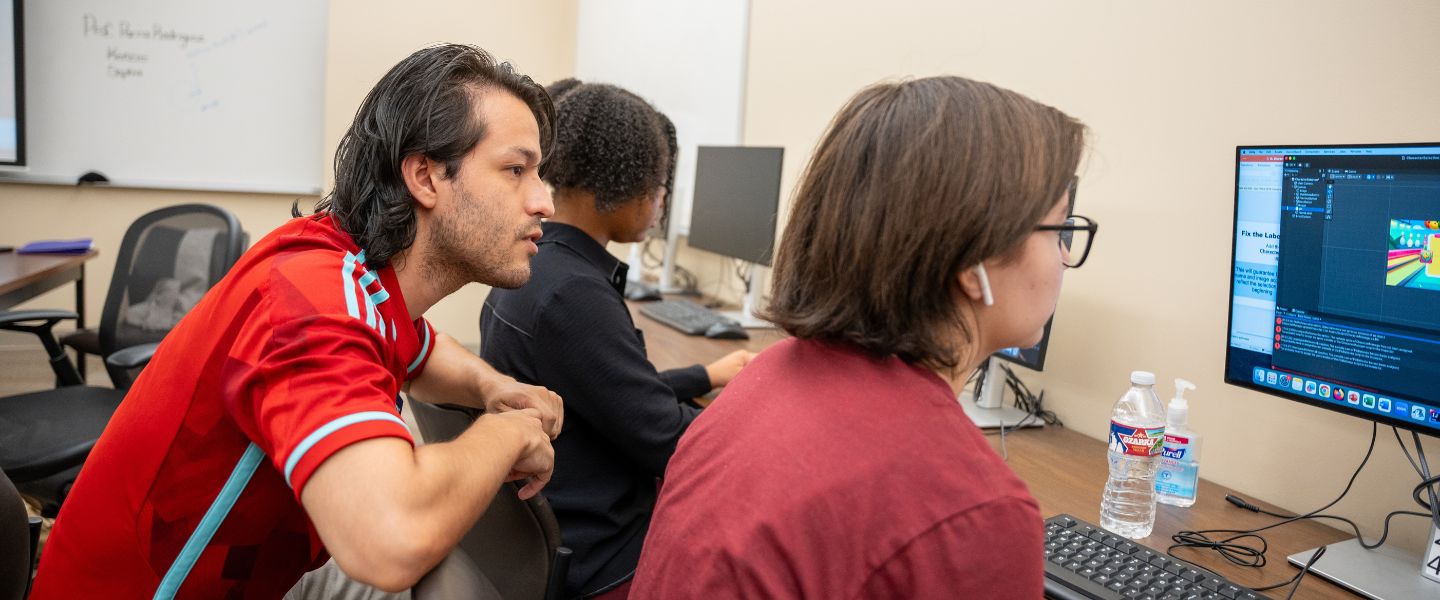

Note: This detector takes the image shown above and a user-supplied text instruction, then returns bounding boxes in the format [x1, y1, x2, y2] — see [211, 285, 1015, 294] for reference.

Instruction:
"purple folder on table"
[17, 238, 94, 254]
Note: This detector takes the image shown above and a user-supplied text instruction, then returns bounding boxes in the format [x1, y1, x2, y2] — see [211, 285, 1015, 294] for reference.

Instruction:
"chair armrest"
[0, 310, 82, 386]
[0, 309, 78, 328]
[106, 343, 160, 389]
[106, 343, 160, 371]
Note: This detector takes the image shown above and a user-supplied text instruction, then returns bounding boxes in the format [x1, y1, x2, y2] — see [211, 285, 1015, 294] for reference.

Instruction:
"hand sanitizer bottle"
[1156, 378, 1201, 507]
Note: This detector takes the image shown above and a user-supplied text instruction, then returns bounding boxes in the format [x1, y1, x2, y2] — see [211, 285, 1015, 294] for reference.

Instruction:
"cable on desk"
[998, 363, 1061, 427]
[977, 363, 1062, 461]
[1171, 423, 1440, 597]
[1167, 422, 1379, 594]
[1408, 431, 1440, 532]
[1277, 545, 1325, 600]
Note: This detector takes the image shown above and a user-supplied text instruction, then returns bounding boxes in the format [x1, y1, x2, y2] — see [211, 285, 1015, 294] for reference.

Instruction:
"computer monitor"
[687, 146, 784, 266]
[1226, 142, 1440, 598]
[994, 318, 1053, 372]
[961, 318, 1054, 429]
[0, 0, 23, 166]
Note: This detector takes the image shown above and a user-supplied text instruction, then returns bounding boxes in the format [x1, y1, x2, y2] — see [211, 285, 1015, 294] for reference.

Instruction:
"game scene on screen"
[1386, 219, 1440, 290]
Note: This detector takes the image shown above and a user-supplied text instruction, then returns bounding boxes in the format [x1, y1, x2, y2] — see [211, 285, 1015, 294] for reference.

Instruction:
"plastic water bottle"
[1100, 371, 1167, 539]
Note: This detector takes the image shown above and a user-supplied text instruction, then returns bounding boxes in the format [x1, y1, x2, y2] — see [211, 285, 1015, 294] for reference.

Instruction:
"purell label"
[1110, 421, 1164, 457]
[1161, 434, 1191, 459]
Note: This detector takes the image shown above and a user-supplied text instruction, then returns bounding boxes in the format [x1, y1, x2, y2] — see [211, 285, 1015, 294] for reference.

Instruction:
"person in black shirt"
[479, 79, 752, 600]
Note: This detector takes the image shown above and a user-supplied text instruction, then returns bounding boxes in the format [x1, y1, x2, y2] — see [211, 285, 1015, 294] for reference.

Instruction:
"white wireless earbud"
[975, 263, 994, 307]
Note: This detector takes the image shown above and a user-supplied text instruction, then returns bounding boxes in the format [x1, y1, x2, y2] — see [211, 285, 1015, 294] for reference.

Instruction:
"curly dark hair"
[543, 79, 674, 214]
[301, 44, 555, 268]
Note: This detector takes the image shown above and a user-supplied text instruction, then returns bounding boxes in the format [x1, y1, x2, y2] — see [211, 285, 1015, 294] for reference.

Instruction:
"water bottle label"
[1110, 421, 1164, 457]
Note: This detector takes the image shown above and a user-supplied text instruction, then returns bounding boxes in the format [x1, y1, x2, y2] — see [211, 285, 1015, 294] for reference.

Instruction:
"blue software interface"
[1227, 144, 1440, 435]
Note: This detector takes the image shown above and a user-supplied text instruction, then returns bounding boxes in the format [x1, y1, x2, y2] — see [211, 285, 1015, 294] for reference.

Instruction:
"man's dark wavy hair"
[300, 44, 555, 268]
[542, 79, 673, 214]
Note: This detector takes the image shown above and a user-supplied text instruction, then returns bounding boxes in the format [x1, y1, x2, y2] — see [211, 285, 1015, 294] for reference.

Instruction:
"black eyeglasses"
[1036, 214, 1098, 268]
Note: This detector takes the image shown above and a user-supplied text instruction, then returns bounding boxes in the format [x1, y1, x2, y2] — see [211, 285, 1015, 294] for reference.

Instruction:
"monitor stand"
[959, 359, 1042, 429]
[715, 262, 775, 329]
[659, 227, 687, 294]
[1286, 523, 1440, 600]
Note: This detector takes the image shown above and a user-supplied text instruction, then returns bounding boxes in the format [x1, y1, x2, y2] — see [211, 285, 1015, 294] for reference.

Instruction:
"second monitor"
[687, 146, 784, 266]
[686, 146, 784, 327]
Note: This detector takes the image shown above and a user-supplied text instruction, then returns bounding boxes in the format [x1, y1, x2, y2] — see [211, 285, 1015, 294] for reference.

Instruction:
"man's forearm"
[302, 413, 534, 591]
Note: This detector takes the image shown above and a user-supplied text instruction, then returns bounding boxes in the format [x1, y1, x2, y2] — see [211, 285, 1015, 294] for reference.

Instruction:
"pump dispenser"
[1167, 378, 1195, 429]
[1156, 378, 1202, 507]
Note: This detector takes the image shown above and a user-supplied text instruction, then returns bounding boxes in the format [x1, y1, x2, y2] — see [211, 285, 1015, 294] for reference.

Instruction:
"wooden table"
[0, 250, 98, 376]
[630, 298, 1354, 599]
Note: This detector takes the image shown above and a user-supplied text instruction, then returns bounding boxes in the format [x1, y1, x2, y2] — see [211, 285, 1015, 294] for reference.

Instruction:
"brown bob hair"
[762, 76, 1086, 372]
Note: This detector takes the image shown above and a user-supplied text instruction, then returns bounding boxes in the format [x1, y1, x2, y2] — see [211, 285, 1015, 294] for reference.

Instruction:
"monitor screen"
[0, 0, 21, 166]
[687, 146, 783, 266]
[994, 318, 1053, 371]
[1226, 143, 1440, 436]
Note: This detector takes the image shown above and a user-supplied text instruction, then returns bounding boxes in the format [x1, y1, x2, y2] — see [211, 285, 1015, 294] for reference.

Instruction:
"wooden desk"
[629, 300, 1354, 599]
[1, 251, 98, 377]
[0, 250, 96, 314]
[628, 297, 786, 397]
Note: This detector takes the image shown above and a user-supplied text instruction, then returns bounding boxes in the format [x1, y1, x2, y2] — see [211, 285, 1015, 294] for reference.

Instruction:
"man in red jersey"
[31, 44, 565, 599]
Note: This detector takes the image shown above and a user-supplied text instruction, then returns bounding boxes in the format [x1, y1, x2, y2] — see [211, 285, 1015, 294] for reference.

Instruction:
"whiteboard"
[575, 0, 749, 235]
[4, 0, 326, 194]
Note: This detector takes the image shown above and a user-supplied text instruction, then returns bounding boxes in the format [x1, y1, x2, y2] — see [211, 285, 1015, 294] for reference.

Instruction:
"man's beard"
[424, 186, 538, 290]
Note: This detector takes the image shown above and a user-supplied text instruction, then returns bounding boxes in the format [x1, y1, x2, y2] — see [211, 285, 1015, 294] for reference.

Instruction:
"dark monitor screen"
[1225, 143, 1440, 437]
[994, 318, 1052, 371]
[0, 0, 22, 166]
[687, 146, 783, 266]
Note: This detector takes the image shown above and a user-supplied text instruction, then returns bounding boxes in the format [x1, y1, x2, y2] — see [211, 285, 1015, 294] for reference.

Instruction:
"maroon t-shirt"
[631, 338, 1044, 599]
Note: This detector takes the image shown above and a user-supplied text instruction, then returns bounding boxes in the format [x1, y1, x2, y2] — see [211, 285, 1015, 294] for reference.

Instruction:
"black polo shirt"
[480, 221, 709, 597]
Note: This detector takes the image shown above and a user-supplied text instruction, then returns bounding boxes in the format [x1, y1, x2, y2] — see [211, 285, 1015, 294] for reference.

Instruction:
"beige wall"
[0, 0, 576, 348]
[744, 0, 1440, 554]
[6, 0, 1440, 557]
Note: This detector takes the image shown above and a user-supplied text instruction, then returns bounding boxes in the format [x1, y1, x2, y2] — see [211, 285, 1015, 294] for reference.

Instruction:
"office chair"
[56, 203, 247, 386]
[0, 204, 246, 511]
[0, 468, 39, 600]
[0, 315, 138, 513]
[412, 547, 503, 600]
[409, 399, 573, 600]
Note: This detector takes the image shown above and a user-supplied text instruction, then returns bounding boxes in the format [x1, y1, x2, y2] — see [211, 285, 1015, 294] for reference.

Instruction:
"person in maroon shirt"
[631, 76, 1093, 598]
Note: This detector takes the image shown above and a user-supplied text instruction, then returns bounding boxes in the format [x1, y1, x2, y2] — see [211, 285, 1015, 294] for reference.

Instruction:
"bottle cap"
[1130, 371, 1156, 385]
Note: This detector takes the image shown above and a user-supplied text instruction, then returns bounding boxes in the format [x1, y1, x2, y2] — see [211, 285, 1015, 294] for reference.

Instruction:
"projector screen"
[0, 0, 21, 166]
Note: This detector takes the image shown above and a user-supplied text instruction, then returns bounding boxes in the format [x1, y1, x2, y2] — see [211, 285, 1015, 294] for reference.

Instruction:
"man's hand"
[488, 408, 556, 499]
[705, 350, 756, 389]
[480, 376, 563, 438]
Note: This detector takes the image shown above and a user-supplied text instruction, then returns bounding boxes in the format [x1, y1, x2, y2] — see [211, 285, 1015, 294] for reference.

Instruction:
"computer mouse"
[704, 321, 750, 340]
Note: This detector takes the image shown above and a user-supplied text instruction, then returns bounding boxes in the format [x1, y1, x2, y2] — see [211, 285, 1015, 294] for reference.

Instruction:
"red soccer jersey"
[31, 215, 436, 599]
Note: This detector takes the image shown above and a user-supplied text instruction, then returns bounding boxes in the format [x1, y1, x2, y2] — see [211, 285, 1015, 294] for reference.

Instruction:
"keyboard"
[1043, 514, 1263, 600]
[637, 299, 736, 335]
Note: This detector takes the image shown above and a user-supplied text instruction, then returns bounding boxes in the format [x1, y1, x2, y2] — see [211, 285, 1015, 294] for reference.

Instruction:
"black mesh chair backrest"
[98, 204, 245, 356]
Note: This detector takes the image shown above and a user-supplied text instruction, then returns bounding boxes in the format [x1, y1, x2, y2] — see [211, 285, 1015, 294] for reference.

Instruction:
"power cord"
[975, 361, 1061, 461]
[1169, 423, 1440, 597]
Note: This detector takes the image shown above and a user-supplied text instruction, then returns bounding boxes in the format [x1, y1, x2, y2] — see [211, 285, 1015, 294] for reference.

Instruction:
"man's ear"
[401, 154, 443, 209]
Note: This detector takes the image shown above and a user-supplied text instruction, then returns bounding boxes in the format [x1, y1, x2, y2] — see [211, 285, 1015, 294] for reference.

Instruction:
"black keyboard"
[1043, 514, 1263, 600]
[637, 299, 736, 335]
